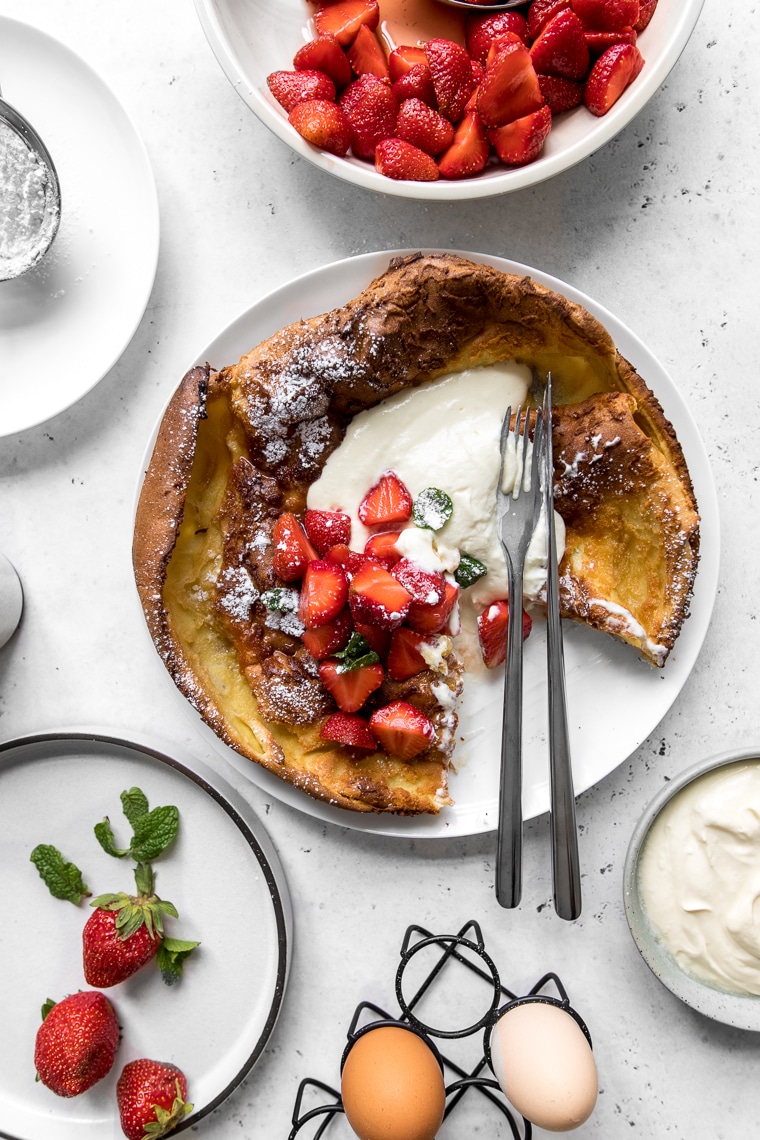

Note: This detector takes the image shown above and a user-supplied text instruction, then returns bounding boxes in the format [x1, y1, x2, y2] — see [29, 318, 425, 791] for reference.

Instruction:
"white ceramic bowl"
[624, 749, 760, 1031]
[193, 0, 705, 200]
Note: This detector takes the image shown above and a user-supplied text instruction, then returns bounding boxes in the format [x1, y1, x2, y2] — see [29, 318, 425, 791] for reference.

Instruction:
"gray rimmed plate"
[0, 729, 292, 1139]
[624, 748, 760, 1031]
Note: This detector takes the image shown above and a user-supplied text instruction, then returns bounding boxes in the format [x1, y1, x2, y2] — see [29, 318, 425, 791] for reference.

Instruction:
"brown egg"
[490, 1002, 598, 1132]
[341, 1025, 446, 1140]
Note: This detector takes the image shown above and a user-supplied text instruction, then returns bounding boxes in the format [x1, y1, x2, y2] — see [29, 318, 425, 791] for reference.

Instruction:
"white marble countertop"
[1, 0, 759, 1137]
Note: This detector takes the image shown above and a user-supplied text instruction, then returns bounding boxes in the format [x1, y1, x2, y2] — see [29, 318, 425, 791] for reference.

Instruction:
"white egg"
[490, 1002, 598, 1131]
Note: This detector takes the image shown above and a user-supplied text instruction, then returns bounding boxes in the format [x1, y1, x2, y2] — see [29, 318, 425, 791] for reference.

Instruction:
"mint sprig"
[454, 552, 488, 589]
[413, 487, 453, 531]
[332, 632, 380, 673]
[30, 844, 90, 905]
[157, 937, 201, 985]
[94, 787, 179, 861]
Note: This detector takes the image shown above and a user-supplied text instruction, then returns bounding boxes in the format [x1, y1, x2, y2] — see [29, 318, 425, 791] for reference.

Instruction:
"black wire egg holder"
[287, 918, 592, 1139]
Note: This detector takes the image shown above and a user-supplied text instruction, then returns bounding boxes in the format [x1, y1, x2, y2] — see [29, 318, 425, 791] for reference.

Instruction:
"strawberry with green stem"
[116, 1058, 193, 1140]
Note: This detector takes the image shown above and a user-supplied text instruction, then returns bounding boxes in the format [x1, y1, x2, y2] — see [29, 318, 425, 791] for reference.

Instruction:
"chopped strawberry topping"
[339, 74, 399, 161]
[387, 627, 429, 681]
[353, 620, 391, 659]
[319, 658, 385, 713]
[488, 104, 552, 166]
[477, 600, 533, 669]
[466, 11, 530, 65]
[357, 470, 413, 526]
[320, 711, 377, 749]
[313, 0, 380, 47]
[302, 610, 354, 660]
[272, 513, 318, 581]
[405, 580, 459, 635]
[349, 561, 413, 631]
[298, 560, 349, 628]
[396, 98, 455, 156]
[388, 45, 428, 82]
[369, 701, 435, 761]
[571, 0, 640, 34]
[527, 0, 572, 39]
[425, 37, 476, 122]
[363, 530, 402, 566]
[530, 9, 590, 81]
[438, 110, 490, 180]
[538, 73, 584, 113]
[392, 64, 438, 108]
[391, 559, 446, 606]
[304, 508, 352, 555]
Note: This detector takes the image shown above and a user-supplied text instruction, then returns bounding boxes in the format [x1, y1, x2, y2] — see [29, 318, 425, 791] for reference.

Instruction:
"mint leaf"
[454, 552, 487, 589]
[30, 845, 90, 904]
[94, 817, 131, 858]
[260, 587, 299, 614]
[130, 805, 180, 862]
[332, 632, 379, 674]
[156, 937, 200, 986]
[413, 487, 453, 531]
[121, 787, 150, 827]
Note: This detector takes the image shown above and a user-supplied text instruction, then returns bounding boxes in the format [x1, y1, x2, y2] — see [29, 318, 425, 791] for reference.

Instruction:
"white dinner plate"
[193, 0, 705, 200]
[136, 249, 719, 840]
[0, 18, 159, 437]
[0, 731, 291, 1139]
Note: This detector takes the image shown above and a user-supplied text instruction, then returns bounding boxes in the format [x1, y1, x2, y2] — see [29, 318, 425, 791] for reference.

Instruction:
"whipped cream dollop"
[638, 760, 760, 997]
[307, 362, 565, 669]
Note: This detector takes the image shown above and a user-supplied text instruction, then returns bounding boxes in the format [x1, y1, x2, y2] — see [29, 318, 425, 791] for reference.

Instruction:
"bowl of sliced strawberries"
[194, 0, 705, 197]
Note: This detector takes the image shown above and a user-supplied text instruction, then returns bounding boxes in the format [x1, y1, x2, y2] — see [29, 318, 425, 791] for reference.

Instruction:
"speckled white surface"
[1, 0, 759, 1137]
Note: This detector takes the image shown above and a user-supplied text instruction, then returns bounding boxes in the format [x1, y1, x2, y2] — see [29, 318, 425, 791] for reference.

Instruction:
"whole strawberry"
[34, 990, 119, 1097]
[83, 863, 175, 987]
[116, 1058, 193, 1140]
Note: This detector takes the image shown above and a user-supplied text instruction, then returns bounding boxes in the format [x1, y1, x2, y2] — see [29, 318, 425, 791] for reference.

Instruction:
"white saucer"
[0, 17, 159, 437]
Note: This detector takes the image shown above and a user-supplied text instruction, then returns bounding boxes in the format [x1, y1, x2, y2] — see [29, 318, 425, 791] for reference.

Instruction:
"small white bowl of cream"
[624, 749, 760, 1030]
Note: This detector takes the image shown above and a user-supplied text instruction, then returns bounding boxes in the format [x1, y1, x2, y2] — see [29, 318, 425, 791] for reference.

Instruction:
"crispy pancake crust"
[133, 253, 700, 814]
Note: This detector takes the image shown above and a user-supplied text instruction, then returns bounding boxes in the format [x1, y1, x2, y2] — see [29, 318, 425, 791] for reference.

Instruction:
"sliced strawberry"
[339, 75, 399, 160]
[530, 9, 590, 81]
[273, 513, 318, 581]
[268, 70, 337, 113]
[392, 64, 438, 108]
[583, 41, 643, 115]
[388, 45, 428, 82]
[353, 620, 391, 659]
[319, 658, 385, 713]
[375, 138, 440, 182]
[477, 38, 545, 128]
[368, 701, 435, 761]
[571, 0, 640, 33]
[538, 72, 584, 113]
[358, 470, 413, 526]
[304, 508, 352, 555]
[465, 12, 530, 66]
[477, 600, 533, 669]
[289, 99, 353, 156]
[349, 561, 413, 630]
[437, 109, 491, 179]
[527, 0, 571, 39]
[425, 38, 476, 122]
[320, 711, 377, 750]
[294, 36, 353, 89]
[396, 98, 455, 156]
[298, 560, 349, 627]
[584, 26, 637, 55]
[391, 559, 446, 606]
[633, 0, 657, 33]
[313, 0, 380, 47]
[387, 627, 428, 681]
[488, 103, 552, 166]
[347, 23, 389, 79]
[302, 609, 354, 660]
[363, 530, 402, 566]
[406, 580, 459, 635]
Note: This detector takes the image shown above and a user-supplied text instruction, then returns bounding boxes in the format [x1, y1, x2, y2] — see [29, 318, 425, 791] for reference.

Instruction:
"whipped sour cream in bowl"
[624, 749, 760, 1030]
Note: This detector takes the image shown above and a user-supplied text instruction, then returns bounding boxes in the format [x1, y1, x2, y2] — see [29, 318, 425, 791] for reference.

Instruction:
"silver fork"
[495, 404, 544, 908]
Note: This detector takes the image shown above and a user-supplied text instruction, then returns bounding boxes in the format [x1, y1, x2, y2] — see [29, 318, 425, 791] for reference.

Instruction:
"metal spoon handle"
[496, 560, 525, 908]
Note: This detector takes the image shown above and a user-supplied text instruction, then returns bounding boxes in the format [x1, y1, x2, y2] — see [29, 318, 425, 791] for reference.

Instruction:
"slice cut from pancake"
[133, 252, 700, 815]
